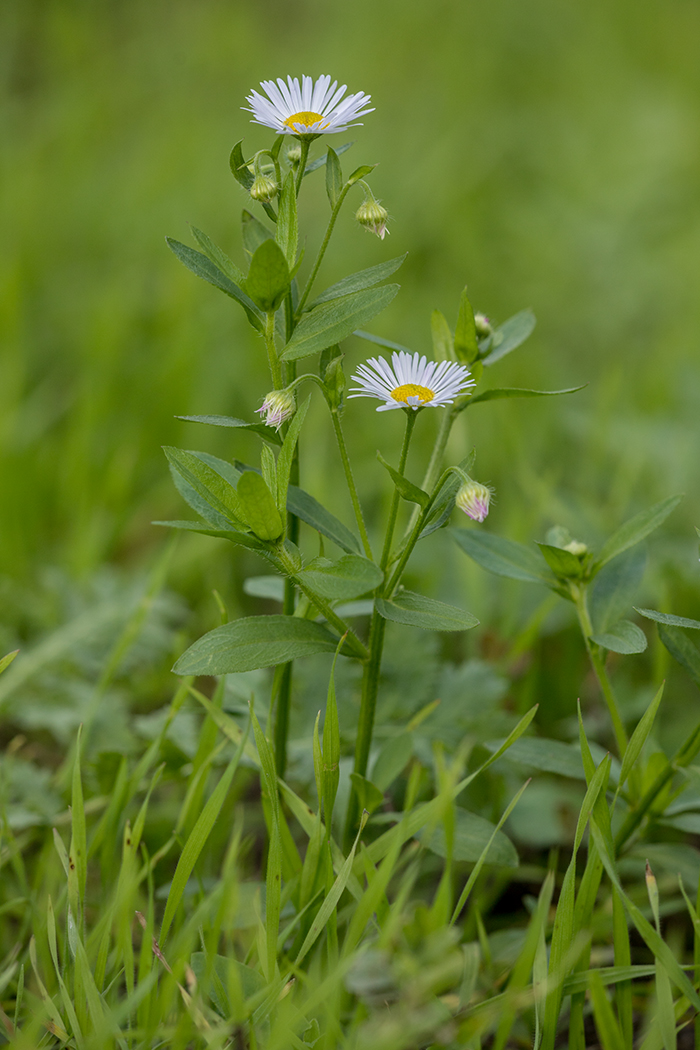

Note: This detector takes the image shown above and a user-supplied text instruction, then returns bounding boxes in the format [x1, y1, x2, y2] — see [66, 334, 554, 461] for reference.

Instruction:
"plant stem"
[296, 184, 351, 316]
[264, 311, 283, 389]
[573, 586, 628, 759]
[380, 411, 416, 570]
[295, 137, 311, 195]
[330, 410, 372, 560]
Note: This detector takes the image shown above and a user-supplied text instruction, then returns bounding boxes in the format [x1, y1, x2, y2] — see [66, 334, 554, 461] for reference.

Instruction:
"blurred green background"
[2, 0, 700, 742]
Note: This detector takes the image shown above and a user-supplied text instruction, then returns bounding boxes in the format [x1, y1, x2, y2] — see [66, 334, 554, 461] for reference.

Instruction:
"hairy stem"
[296, 183, 352, 315]
[264, 311, 283, 389]
[331, 410, 373, 560]
[294, 136, 311, 195]
[573, 586, 628, 759]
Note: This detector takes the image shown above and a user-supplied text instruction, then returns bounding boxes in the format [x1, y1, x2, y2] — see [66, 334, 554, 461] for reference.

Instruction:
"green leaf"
[452, 528, 551, 583]
[244, 576, 284, 601]
[287, 485, 361, 554]
[346, 163, 376, 185]
[245, 238, 290, 312]
[190, 226, 247, 286]
[484, 309, 536, 366]
[537, 542, 585, 578]
[236, 471, 284, 541]
[636, 608, 700, 630]
[658, 623, 700, 689]
[303, 141, 354, 175]
[0, 650, 19, 675]
[371, 733, 414, 792]
[352, 329, 413, 354]
[431, 309, 454, 360]
[454, 289, 479, 364]
[591, 619, 647, 654]
[375, 590, 478, 631]
[154, 519, 267, 550]
[588, 970, 626, 1050]
[281, 285, 400, 361]
[594, 495, 683, 571]
[419, 451, 477, 539]
[310, 255, 407, 307]
[241, 209, 274, 255]
[377, 451, 429, 508]
[164, 446, 246, 528]
[176, 414, 282, 445]
[173, 616, 342, 675]
[467, 385, 586, 407]
[421, 807, 518, 867]
[322, 644, 342, 831]
[484, 736, 588, 780]
[229, 140, 254, 190]
[589, 547, 646, 634]
[276, 396, 310, 515]
[618, 683, 664, 790]
[349, 773, 384, 816]
[190, 953, 265, 1014]
[325, 146, 342, 208]
[297, 554, 383, 601]
[275, 172, 298, 269]
[166, 238, 263, 331]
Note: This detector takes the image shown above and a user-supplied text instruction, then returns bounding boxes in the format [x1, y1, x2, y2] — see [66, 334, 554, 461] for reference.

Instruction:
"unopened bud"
[474, 312, 492, 338]
[256, 389, 296, 431]
[356, 196, 389, 241]
[456, 480, 494, 523]
[286, 145, 302, 166]
[564, 540, 588, 557]
[250, 173, 278, 203]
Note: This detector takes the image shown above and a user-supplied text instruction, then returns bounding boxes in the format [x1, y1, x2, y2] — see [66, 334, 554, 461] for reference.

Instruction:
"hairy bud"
[456, 480, 493, 523]
[356, 195, 389, 240]
[256, 389, 296, 431]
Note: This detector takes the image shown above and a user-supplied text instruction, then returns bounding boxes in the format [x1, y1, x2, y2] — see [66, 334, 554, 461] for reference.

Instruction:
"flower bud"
[256, 389, 296, 431]
[564, 540, 588, 557]
[456, 480, 493, 523]
[474, 312, 492, 338]
[286, 144, 302, 166]
[250, 173, 278, 203]
[356, 196, 389, 240]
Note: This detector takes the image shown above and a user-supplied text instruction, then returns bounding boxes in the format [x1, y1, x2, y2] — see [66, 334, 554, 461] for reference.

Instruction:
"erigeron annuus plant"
[161, 73, 578, 838]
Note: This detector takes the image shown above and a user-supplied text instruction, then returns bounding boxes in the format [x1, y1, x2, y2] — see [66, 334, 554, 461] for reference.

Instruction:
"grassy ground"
[2, 0, 700, 1046]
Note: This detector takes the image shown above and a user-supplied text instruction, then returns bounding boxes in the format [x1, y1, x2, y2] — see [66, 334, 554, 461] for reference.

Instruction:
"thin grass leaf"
[618, 681, 665, 792]
[589, 970, 626, 1050]
[69, 725, 87, 921]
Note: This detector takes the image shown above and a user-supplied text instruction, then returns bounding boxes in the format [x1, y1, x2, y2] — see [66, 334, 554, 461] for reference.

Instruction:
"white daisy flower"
[348, 351, 474, 412]
[244, 74, 373, 136]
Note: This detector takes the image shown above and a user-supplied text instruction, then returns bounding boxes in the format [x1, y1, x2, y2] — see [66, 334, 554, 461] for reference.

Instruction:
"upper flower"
[244, 75, 374, 136]
[348, 351, 474, 412]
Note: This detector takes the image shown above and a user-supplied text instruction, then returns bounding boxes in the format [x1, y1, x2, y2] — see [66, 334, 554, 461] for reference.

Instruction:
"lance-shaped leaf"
[236, 471, 284, 541]
[636, 608, 700, 630]
[297, 554, 383, 601]
[164, 446, 246, 528]
[173, 615, 342, 675]
[281, 285, 400, 361]
[325, 145, 343, 208]
[353, 329, 413, 354]
[287, 485, 361, 554]
[376, 590, 478, 631]
[154, 520, 267, 551]
[454, 289, 479, 364]
[347, 163, 377, 185]
[593, 494, 683, 571]
[229, 140, 254, 190]
[310, 255, 407, 307]
[275, 171, 298, 269]
[591, 619, 647, 654]
[190, 226, 247, 286]
[245, 239, 290, 312]
[537, 542, 585, 578]
[176, 414, 282, 445]
[484, 309, 536, 366]
[419, 451, 477, 539]
[377, 451, 429, 508]
[466, 384, 585, 408]
[276, 395, 310, 515]
[431, 309, 454, 360]
[658, 623, 700, 689]
[166, 238, 263, 330]
[590, 547, 646, 634]
[303, 141, 354, 175]
[241, 209, 274, 254]
[452, 529, 551, 584]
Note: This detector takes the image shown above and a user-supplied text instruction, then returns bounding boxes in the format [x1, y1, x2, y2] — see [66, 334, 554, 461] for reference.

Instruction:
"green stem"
[380, 411, 417, 571]
[296, 183, 352, 316]
[294, 137, 311, 195]
[265, 311, 283, 389]
[331, 410, 372, 560]
[573, 586, 628, 759]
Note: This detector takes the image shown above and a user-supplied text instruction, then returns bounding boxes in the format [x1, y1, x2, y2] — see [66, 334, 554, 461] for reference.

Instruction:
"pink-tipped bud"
[456, 480, 493, 523]
[256, 389, 296, 431]
[474, 312, 492, 338]
[356, 196, 389, 240]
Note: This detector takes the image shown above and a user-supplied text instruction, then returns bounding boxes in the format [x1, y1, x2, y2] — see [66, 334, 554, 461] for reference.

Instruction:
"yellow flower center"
[284, 110, 326, 130]
[391, 383, 435, 404]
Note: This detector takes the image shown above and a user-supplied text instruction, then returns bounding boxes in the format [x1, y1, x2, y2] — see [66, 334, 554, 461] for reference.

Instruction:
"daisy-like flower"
[456, 480, 494, 523]
[348, 351, 474, 412]
[244, 74, 373, 136]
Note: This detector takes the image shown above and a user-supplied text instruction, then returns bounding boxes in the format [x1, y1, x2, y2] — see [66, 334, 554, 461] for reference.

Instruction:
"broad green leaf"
[236, 471, 284, 541]
[484, 309, 536, 366]
[160, 729, 247, 944]
[241, 209, 274, 255]
[168, 464, 231, 529]
[310, 255, 407, 307]
[618, 683, 664, 790]
[591, 619, 647, 654]
[346, 163, 376, 185]
[371, 733, 414, 792]
[636, 608, 700, 630]
[594, 495, 683, 571]
[658, 623, 700, 689]
[376, 590, 478, 631]
[467, 385, 585, 407]
[275, 172, 298, 269]
[349, 773, 384, 816]
[229, 140, 254, 190]
[297, 554, 383, 601]
[452, 528, 551, 583]
[245, 238, 290, 312]
[537, 542, 585, 578]
[281, 285, 400, 361]
[166, 238, 263, 330]
[421, 807, 518, 867]
[377, 451, 429, 508]
[190, 226, 246, 286]
[325, 146, 342, 208]
[193, 450, 243, 488]
[589, 547, 646, 634]
[454, 289, 479, 364]
[164, 446, 246, 528]
[176, 414, 282, 445]
[276, 395, 310, 515]
[303, 141, 354, 176]
[287, 485, 361, 554]
[190, 952, 265, 1013]
[243, 576, 285, 601]
[431, 309, 453, 360]
[485, 736, 587, 780]
[173, 616, 341, 675]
